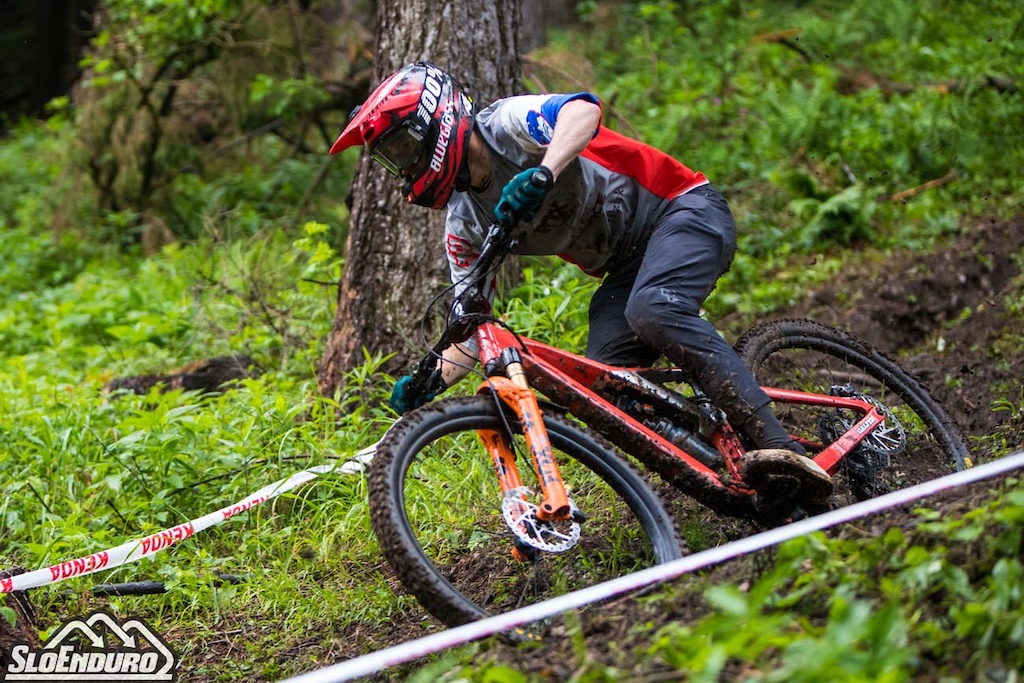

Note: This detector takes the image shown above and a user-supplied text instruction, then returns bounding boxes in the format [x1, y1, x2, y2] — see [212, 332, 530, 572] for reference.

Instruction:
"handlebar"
[476, 221, 523, 278]
[405, 219, 524, 397]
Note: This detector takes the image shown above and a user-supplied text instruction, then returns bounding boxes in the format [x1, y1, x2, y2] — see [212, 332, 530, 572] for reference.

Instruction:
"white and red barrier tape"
[7, 440, 1022, 682]
[1, 444, 378, 594]
[278, 450, 1024, 683]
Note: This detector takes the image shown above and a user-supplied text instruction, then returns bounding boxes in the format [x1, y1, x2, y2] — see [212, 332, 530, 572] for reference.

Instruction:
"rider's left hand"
[494, 166, 554, 226]
[389, 375, 442, 415]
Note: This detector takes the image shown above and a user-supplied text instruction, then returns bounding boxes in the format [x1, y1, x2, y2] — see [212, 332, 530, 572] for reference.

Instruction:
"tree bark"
[317, 0, 522, 398]
[0, 0, 96, 123]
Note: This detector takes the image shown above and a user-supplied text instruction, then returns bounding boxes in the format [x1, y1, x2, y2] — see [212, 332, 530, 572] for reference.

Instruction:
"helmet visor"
[370, 123, 428, 178]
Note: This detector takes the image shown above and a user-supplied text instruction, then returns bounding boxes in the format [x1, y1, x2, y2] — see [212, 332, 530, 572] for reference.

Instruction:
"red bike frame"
[473, 319, 888, 520]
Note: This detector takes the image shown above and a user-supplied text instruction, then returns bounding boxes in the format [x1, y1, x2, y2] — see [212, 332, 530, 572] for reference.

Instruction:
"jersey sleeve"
[444, 216, 496, 307]
[493, 92, 602, 154]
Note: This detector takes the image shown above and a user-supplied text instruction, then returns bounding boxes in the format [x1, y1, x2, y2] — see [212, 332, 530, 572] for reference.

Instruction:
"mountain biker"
[329, 62, 833, 506]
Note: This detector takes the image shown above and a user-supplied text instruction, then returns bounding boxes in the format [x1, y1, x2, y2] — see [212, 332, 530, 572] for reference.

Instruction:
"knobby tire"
[369, 394, 684, 628]
[735, 319, 970, 501]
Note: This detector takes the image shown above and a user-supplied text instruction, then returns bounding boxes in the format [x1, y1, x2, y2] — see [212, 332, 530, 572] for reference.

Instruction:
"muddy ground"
[752, 214, 1024, 455]
[293, 214, 1024, 682]
[12, 216, 1024, 681]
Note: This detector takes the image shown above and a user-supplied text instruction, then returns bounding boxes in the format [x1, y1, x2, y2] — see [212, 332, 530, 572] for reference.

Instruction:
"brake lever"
[488, 217, 526, 250]
[407, 352, 445, 397]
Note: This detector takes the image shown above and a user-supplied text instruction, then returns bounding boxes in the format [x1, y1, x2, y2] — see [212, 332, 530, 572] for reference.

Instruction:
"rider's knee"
[624, 286, 675, 344]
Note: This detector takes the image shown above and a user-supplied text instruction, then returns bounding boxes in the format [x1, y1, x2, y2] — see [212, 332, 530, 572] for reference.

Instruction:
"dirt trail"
[422, 214, 1024, 681]
[184, 215, 1024, 681]
[762, 216, 1024, 455]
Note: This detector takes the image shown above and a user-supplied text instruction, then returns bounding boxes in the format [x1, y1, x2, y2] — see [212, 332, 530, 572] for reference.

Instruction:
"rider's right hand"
[389, 374, 443, 415]
[494, 165, 554, 226]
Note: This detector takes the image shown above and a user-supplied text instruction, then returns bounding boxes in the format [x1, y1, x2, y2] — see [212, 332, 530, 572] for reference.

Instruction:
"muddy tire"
[369, 395, 684, 628]
[735, 319, 970, 502]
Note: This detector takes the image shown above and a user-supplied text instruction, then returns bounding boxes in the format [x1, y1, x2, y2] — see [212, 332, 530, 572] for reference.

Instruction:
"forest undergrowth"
[1, 1, 1023, 681]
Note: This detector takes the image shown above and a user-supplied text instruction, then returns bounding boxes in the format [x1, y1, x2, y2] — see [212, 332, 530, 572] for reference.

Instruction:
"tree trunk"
[0, 0, 95, 124]
[317, 0, 522, 398]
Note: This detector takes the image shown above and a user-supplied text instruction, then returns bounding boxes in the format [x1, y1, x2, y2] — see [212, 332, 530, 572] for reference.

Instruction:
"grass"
[414, 478, 1024, 682]
[1, 0, 1023, 679]
[0, 222, 401, 665]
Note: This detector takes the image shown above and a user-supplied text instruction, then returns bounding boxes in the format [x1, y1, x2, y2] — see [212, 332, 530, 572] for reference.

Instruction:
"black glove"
[494, 165, 554, 226]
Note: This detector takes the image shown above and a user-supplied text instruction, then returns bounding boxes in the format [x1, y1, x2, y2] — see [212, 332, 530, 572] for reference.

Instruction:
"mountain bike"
[367, 220, 971, 629]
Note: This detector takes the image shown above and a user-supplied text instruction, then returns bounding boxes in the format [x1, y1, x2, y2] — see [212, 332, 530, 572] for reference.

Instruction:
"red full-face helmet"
[330, 62, 476, 209]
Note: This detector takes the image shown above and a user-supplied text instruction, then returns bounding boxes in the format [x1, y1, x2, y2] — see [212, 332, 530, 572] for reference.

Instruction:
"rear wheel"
[369, 395, 684, 628]
[735, 319, 970, 502]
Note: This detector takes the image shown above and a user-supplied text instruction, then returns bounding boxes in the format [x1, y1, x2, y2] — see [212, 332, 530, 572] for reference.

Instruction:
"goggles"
[370, 122, 428, 178]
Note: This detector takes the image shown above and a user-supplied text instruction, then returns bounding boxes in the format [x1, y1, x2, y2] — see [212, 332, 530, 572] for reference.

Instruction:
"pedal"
[750, 474, 801, 512]
[741, 449, 834, 510]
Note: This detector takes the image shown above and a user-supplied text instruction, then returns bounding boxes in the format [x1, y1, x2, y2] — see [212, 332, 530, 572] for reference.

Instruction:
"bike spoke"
[736, 320, 969, 505]
[370, 396, 683, 627]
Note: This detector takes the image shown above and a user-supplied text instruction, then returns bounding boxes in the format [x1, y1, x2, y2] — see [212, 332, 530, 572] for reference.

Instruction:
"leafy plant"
[1, 1, 1023, 680]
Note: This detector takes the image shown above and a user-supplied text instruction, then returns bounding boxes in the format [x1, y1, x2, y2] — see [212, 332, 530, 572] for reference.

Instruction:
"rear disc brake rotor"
[818, 391, 907, 461]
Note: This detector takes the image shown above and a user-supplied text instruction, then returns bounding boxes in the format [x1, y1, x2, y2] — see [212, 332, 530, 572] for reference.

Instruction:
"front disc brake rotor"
[501, 487, 581, 553]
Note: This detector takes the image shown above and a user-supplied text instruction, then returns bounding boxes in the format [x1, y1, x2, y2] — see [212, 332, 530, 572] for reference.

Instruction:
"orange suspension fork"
[474, 371, 572, 522]
[476, 428, 525, 493]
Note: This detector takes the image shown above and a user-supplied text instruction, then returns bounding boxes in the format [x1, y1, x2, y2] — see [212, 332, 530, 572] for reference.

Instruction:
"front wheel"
[369, 394, 684, 628]
[735, 319, 970, 502]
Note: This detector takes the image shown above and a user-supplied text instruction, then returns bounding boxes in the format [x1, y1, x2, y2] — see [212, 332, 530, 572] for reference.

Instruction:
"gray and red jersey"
[445, 92, 708, 303]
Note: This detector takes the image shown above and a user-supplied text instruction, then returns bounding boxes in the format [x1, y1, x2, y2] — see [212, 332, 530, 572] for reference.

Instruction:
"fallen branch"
[839, 66, 1017, 97]
[887, 171, 959, 202]
[753, 28, 811, 63]
[103, 355, 262, 396]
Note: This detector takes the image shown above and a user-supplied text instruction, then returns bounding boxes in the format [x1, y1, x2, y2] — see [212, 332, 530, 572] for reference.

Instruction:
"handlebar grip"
[530, 170, 548, 186]
[530, 166, 554, 190]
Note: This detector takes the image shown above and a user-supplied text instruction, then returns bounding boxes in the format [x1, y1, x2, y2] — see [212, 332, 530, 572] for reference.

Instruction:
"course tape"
[1, 444, 378, 594]
[278, 450, 1024, 683]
